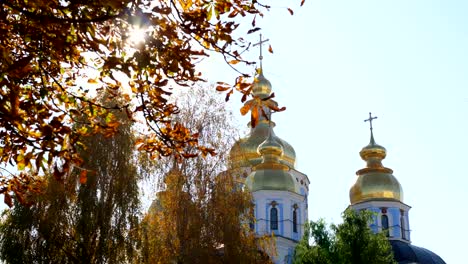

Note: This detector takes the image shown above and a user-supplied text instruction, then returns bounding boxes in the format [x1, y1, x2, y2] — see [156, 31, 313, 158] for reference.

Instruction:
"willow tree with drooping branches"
[139, 86, 274, 263]
[0, 96, 142, 263]
[0, 0, 302, 205]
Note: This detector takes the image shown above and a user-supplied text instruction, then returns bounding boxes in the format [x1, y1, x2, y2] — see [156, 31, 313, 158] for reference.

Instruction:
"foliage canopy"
[293, 210, 396, 264]
[0, 0, 300, 205]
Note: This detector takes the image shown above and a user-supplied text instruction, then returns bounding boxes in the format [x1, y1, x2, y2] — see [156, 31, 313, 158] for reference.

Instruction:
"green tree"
[0, 0, 299, 204]
[0, 103, 141, 263]
[294, 210, 396, 264]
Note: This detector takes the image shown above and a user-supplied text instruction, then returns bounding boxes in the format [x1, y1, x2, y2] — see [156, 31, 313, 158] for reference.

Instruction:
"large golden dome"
[229, 120, 296, 169]
[349, 133, 403, 204]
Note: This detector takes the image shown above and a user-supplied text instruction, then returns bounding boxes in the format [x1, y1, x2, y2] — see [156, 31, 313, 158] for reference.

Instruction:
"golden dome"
[245, 126, 296, 193]
[252, 69, 272, 99]
[229, 120, 296, 169]
[349, 133, 403, 204]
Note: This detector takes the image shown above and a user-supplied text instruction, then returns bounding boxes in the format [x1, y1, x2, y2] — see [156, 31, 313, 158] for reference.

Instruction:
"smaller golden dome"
[252, 70, 272, 99]
[258, 129, 283, 158]
[245, 125, 296, 193]
[350, 132, 403, 204]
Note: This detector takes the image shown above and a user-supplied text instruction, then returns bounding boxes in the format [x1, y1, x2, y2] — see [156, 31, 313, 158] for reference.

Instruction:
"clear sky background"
[201, 1, 468, 263]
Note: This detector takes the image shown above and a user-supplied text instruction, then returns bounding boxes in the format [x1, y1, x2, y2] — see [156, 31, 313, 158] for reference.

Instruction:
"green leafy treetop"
[294, 210, 396, 264]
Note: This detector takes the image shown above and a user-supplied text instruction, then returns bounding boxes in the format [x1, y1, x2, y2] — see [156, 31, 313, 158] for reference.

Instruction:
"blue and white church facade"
[229, 69, 309, 264]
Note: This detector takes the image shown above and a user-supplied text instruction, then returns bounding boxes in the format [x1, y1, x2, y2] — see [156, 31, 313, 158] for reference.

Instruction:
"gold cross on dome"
[364, 112, 378, 132]
[253, 33, 269, 69]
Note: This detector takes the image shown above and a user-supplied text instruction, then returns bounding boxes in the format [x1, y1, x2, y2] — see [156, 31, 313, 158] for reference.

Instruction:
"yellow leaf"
[87, 78, 98, 84]
[17, 154, 25, 171]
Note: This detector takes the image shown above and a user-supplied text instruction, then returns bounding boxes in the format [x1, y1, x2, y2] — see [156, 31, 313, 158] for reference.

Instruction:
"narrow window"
[381, 214, 389, 237]
[400, 212, 406, 239]
[270, 207, 278, 230]
[293, 209, 298, 233]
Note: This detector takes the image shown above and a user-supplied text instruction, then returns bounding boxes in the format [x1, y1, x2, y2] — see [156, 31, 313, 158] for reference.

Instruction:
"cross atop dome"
[253, 33, 269, 70]
[364, 112, 378, 145]
[364, 112, 378, 131]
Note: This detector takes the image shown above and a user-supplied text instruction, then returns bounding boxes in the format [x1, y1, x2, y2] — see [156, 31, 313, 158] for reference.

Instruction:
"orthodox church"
[228, 46, 445, 263]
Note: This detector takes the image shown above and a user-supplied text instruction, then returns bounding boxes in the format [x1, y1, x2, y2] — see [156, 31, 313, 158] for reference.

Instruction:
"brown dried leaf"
[79, 170, 87, 184]
[4, 193, 12, 208]
[247, 27, 261, 34]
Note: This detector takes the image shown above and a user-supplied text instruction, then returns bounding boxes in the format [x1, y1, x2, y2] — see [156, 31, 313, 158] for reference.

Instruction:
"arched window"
[381, 214, 389, 237]
[293, 208, 298, 233]
[270, 207, 278, 230]
[400, 211, 406, 239]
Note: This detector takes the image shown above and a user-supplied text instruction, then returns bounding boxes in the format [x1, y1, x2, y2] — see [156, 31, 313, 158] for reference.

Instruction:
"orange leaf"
[287, 8, 294, 15]
[240, 102, 253, 116]
[268, 45, 273, 54]
[216, 86, 230, 92]
[251, 108, 259, 127]
[301, 0, 305, 6]
[79, 170, 87, 184]
[229, 60, 240, 65]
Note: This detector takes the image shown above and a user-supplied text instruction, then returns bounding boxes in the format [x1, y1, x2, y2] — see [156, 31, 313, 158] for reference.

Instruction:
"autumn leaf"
[287, 8, 294, 15]
[79, 170, 87, 184]
[229, 59, 240, 65]
[301, 0, 306, 6]
[4, 193, 12, 208]
[247, 27, 261, 34]
[240, 101, 253, 116]
[225, 89, 234, 102]
[216, 85, 230, 92]
[251, 107, 259, 127]
[268, 45, 273, 54]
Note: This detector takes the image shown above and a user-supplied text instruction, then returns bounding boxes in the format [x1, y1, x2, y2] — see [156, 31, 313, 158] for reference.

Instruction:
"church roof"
[390, 240, 446, 264]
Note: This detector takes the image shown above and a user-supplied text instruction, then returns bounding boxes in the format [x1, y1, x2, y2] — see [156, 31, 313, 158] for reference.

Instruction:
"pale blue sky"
[202, 1, 467, 263]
